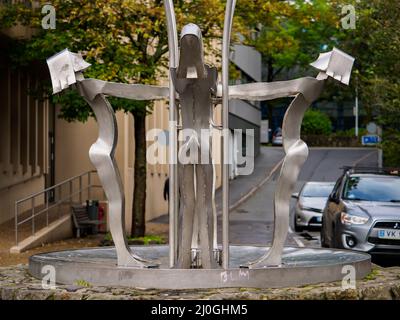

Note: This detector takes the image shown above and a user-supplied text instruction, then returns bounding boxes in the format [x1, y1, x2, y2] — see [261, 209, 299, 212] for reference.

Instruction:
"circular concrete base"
[29, 245, 371, 289]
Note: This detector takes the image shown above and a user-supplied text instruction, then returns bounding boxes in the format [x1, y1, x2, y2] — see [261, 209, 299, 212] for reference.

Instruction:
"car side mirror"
[291, 192, 299, 199]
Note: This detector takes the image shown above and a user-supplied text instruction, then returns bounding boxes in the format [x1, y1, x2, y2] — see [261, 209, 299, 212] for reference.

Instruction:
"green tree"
[337, 0, 400, 166]
[301, 109, 332, 135]
[0, 0, 225, 237]
[235, 0, 345, 125]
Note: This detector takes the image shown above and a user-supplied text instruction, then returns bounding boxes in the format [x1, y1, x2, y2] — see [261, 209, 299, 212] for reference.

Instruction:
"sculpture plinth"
[29, 0, 371, 289]
[29, 245, 371, 289]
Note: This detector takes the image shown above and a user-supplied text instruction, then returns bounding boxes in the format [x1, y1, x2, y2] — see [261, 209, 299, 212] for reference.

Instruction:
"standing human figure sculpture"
[172, 24, 219, 269]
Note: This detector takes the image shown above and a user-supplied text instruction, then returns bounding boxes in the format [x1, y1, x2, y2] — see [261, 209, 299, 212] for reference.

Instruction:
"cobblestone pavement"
[1, 264, 400, 300]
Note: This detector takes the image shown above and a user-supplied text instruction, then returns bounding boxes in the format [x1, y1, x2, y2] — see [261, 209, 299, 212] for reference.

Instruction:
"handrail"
[16, 170, 97, 204]
[14, 170, 104, 247]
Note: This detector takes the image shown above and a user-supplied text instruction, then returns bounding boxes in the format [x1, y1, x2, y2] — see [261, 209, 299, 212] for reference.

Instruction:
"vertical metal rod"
[378, 148, 383, 168]
[69, 180, 73, 205]
[79, 175, 83, 203]
[46, 190, 49, 227]
[164, 0, 179, 268]
[88, 171, 92, 201]
[31, 197, 35, 236]
[355, 78, 359, 137]
[15, 202, 18, 246]
[58, 186, 61, 219]
[222, 0, 236, 269]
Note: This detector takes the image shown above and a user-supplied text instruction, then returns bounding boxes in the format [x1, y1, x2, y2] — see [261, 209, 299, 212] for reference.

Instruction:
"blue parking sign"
[362, 135, 380, 145]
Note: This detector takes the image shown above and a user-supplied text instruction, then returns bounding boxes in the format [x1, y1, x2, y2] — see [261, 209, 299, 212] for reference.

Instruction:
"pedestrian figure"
[163, 177, 169, 202]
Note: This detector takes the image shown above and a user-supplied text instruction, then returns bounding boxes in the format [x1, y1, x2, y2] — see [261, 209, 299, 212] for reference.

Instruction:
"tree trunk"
[131, 111, 147, 237]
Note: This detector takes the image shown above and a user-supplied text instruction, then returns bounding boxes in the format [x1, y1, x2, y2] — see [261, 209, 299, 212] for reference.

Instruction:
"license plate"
[377, 229, 400, 240]
[316, 216, 322, 223]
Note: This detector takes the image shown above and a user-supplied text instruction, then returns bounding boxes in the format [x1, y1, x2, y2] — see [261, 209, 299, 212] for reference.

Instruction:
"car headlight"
[340, 212, 369, 225]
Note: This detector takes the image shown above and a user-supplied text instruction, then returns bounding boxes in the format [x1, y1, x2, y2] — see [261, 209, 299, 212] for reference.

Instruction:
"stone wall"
[303, 135, 361, 148]
[1, 265, 400, 300]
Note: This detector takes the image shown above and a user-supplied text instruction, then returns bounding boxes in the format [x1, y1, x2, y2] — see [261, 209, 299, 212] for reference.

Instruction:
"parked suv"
[321, 167, 400, 255]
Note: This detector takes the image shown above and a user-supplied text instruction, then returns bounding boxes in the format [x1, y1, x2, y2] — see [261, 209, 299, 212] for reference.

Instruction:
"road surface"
[222, 147, 379, 248]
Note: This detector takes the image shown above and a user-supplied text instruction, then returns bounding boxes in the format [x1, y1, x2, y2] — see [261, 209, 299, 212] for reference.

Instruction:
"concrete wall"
[231, 44, 262, 82]
[0, 60, 48, 225]
[0, 176, 45, 224]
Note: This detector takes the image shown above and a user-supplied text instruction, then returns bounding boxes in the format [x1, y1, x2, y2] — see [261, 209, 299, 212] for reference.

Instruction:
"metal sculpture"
[171, 23, 219, 269]
[46, 0, 354, 271]
[230, 48, 354, 267]
[47, 49, 168, 267]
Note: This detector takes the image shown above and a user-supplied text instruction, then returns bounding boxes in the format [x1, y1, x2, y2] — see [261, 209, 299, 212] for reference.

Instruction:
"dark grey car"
[321, 167, 400, 255]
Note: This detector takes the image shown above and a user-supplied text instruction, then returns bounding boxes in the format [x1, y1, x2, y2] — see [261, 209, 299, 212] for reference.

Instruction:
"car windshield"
[343, 175, 400, 202]
[301, 184, 334, 197]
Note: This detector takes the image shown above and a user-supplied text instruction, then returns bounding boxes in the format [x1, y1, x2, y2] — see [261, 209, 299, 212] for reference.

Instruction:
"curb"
[227, 158, 284, 213]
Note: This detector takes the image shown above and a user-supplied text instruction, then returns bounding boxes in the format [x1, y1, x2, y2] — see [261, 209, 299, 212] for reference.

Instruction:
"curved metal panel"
[164, 0, 180, 268]
[222, 0, 237, 270]
[78, 85, 158, 268]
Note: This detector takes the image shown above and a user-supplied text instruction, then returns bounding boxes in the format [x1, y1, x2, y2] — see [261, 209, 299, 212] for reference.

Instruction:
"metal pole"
[222, 0, 236, 269]
[79, 175, 83, 204]
[46, 190, 49, 227]
[164, 0, 179, 268]
[69, 180, 73, 205]
[31, 197, 35, 236]
[88, 171, 92, 201]
[355, 85, 359, 137]
[58, 186, 62, 219]
[15, 202, 18, 246]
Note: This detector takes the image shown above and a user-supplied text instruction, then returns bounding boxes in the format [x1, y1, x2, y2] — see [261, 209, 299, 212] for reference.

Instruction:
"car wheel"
[294, 215, 303, 233]
[320, 219, 329, 248]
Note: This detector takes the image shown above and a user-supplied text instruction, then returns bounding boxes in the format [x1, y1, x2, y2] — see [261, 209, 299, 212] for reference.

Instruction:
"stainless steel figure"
[164, 0, 180, 268]
[46, 50, 168, 268]
[229, 48, 354, 267]
[171, 23, 219, 269]
[222, 0, 237, 270]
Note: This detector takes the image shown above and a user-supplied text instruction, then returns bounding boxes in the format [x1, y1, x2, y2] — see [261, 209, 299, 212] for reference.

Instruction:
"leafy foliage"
[236, 0, 344, 81]
[0, 0, 226, 121]
[337, 0, 400, 165]
[301, 109, 332, 135]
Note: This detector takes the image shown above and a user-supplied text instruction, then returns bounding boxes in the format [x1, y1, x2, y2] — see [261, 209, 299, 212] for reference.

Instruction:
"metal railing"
[14, 170, 104, 246]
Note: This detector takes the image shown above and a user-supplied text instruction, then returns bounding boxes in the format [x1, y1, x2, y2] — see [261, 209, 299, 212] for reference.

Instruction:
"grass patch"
[101, 233, 165, 246]
[74, 279, 92, 288]
[128, 235, 165, 245]
[364, 268, 380, 281]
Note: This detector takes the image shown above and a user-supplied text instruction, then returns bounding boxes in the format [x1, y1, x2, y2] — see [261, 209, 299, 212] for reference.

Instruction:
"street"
[222, 147, 379, 249]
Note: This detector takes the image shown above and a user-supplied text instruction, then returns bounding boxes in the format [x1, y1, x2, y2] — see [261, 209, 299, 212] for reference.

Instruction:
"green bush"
[301, 109, 332, 135]
[334, 128, 368, 138]
[381, 131, 400, 167]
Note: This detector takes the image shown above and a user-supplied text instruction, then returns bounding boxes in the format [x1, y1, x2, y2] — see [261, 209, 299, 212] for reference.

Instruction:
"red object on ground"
[98, 204, 105, 232]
